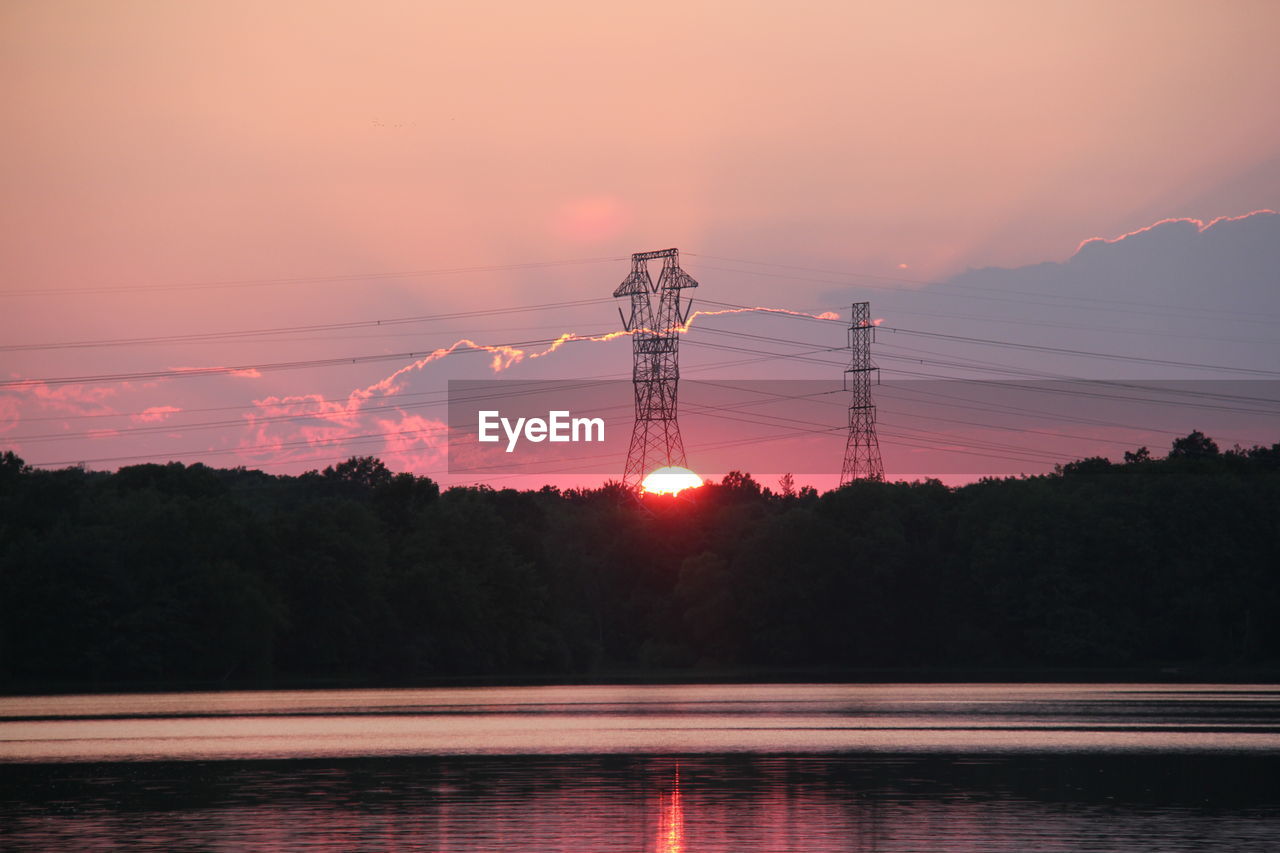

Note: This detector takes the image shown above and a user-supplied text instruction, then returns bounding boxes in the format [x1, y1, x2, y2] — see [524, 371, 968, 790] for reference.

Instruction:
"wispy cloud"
[1075, 209, 1277, 254]
[132, 405, 182, 424]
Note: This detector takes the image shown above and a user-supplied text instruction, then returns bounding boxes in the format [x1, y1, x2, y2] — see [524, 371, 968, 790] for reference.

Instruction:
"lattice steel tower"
[840, 302, 884, 484]
[613, 248, 698, 489]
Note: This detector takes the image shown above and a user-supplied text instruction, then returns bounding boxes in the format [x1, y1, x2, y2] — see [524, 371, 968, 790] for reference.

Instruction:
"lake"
[2, 683, 1279, 850]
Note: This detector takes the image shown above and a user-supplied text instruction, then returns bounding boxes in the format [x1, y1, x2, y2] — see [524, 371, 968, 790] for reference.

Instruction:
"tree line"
[1, 431, 1277, 689]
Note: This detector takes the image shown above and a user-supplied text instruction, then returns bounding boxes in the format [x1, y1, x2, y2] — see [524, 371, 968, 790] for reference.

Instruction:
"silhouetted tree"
[777, 472, 796, 498]
[323, 455, 394, 490]
[1123, 446, 1152, 464]
[0, 450, 29, 482]
[1169, 430, 1220, 459]
[1, 435, 1277, 688]
[1058, 456, 1113, 476]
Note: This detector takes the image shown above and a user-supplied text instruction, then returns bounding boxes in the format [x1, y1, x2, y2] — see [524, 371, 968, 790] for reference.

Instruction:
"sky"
[2, 0, 1278, 487]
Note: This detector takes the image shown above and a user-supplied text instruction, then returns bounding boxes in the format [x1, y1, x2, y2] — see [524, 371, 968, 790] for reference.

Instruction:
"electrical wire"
[0, 332, 618, 390]
[11, 284, 1278, 473]
[0, 298, 614, 353]
[685, 253, 1280, 325]
[0, 256, 625, 298]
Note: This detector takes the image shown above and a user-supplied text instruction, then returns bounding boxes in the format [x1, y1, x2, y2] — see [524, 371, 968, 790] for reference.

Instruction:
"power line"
[870, 342, 1280, 410]
[843, 303, 1280, 347]
[681, 395, 1071, 465]
[687, 371, 1275, 451]
[0, 297, 613, 353]
[0, 332, 618, 390]
[878, 326, 1280, 377]
[689, 306, 1280, 379]
[0, 256, 624, 298]
[27, 395, 1068, 474]
[11, 290, 1278, 474]
[681, 334, 1280, 421]
[10, 348, 845, 455]
[685, 253, 1280, 324]
[25, 365, 1270, 475]
[692, 322, 1280, 414]
[8, 344, 839, 425]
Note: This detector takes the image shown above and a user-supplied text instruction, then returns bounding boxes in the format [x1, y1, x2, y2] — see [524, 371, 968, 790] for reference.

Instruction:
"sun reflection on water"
[656, 764, 685, 853]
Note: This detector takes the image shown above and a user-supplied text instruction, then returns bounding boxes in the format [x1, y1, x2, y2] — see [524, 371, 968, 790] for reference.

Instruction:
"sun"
[641, 466, 704, 496]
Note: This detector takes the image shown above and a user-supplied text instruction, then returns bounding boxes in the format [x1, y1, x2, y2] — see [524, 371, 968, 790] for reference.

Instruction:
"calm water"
[2, 684, 1278, 851]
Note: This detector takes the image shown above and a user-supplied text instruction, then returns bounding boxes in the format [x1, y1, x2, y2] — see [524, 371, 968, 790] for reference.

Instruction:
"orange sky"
[2, 1, 1278, 482]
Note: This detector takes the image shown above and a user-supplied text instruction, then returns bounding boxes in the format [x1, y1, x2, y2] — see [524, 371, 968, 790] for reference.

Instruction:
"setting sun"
[641, 466, 704, 496]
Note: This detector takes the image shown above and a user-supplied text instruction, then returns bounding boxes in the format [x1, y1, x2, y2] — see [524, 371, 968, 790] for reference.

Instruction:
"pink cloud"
[250, 394, 360, 425]
[297, 422, 360, 449]
[132, 405, 181, 424]
[353, 338, 529, 405]
[376, 412, 448, 473]
[229, 324, 626, 468]
[238, 394, 363, 464]
[168, 366, 262, 379]
[9, 381, 120, 417]
[1074, 209, 1277, 254]
[0, 396, 19, 435]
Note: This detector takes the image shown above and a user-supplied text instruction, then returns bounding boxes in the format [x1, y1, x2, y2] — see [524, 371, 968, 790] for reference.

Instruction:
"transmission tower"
[840, 301, 884, 484]
[613, 248, 698, 489]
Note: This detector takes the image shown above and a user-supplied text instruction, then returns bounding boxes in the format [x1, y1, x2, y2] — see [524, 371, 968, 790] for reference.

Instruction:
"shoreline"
[6, 664, 1279, 697]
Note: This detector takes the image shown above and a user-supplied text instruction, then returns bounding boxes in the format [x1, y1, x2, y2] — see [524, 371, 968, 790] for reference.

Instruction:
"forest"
[1, 431, 1278, 690]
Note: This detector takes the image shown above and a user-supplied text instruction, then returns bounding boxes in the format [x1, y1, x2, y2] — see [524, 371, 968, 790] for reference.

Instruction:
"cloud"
[132, 405, 181, 424]
[238, 393, 362, 464]
[8, 381, 120, 417]
[375, 412, 448, 473]
[232, 300, 858, 469]
[251, 393, 359, 426]
[814, 209, 1280, 383]
[0, 395, 19, 435]
[169, 366, 263, 379]
[1073, 210, 1277, 255]
[941, 209, 1280, 315]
